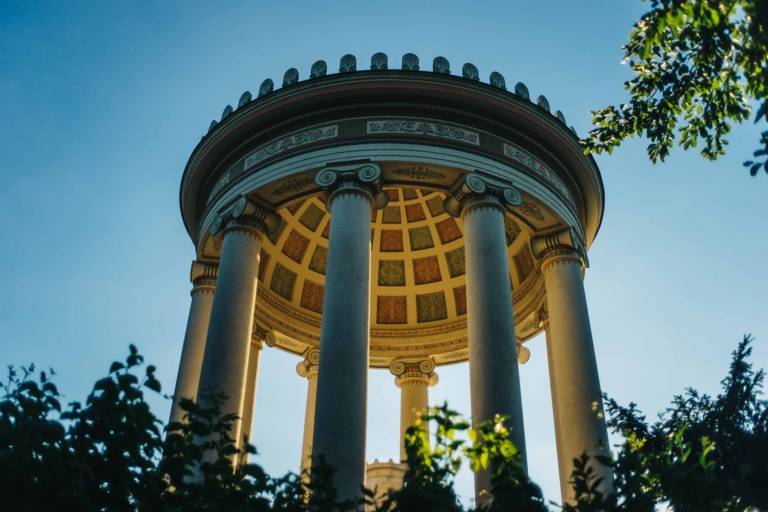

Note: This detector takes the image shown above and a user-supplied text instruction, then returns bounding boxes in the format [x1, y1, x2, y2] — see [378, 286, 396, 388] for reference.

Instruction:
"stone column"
[389, 358, 438, 462]
[196, 196, 279, 449]
[311, 163, 387, 503]
[532, 228, 612, 503]
[238, 337, 265, 450]
[297, 347, 320, 477]
[444, 173, 527, 504]
[169, 260, 217, 425]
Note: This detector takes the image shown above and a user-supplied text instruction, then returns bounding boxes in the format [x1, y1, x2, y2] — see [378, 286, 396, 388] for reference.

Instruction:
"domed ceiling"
[251, 185, 546, 367]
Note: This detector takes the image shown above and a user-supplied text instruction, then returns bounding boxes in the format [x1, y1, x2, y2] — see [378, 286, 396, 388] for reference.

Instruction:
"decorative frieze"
[367, 120, 479, 146]
[244, 125, 339, 170]
[208, 172, 231, 202]
[502, 143, 573, 203]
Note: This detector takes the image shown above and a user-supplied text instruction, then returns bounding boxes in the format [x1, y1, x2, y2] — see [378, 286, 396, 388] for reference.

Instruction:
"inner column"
[389, 358, 438, 462]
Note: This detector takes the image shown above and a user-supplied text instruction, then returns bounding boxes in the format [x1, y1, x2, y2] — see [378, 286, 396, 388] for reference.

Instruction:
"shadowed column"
[532, 227, 613, 503]
[169, 260, 217, 425]
[445, 173, 527, 505]
[311, 164, 387, 503]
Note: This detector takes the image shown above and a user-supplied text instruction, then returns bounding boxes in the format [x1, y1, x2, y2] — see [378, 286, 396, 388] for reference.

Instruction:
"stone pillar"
[532, 227, 612, 503]
[389, 358, 438, 462]
[238, 337, 265, 450]
[311, 163, 387, 503]
[196, 196, 279, 448]
[297, 347, 320, 477]
[444, 173, 527, 504]
[169, 260, 217, 425]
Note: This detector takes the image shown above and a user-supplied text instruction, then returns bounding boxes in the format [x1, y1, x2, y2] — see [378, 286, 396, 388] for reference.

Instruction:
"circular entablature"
[181, 58, 604, 368]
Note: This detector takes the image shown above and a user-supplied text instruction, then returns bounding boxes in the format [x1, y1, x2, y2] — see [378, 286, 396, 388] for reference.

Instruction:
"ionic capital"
[314, 163, 388, 210]
[209, 195, 281, 238]
[443, 172, 523, 217]
[252, 326, 275, 349]
[389, 358, 439, 388]
[296, 347, 320, 378]
[189, 260, 218, 292]
[531, 227, 589, 270]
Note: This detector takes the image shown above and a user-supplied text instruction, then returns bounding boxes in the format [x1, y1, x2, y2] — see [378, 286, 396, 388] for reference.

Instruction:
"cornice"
[179, 64, 604, 244]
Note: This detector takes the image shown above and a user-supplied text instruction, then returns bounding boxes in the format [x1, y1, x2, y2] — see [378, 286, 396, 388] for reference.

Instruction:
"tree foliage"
[1, 336, 765, 510]
[583, 0, 768, 175]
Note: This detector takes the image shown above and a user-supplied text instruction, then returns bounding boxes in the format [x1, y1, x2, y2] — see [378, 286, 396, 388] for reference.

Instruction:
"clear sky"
[1, 0, 766, 505]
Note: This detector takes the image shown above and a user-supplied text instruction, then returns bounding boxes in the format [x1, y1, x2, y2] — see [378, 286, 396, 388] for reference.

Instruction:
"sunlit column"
[311, 163, 387, 503]
[297, 347, 320, 477]
[169, 260, 217, 425]
[389, 358, 438, 462]
[445, 173, 527, 505]
[196, 197, 279, 449]
[532, 227, 613, 503]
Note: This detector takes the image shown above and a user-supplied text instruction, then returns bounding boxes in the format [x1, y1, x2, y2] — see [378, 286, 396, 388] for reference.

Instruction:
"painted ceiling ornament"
[283, 68, 299, 87]
[489, 71, 507, 90]
[556, 110, 567, 124]
[208, 119, 218, 132]
[537, 95, 551, 112]
[221, 104, 233, 120]
[238, 91, 252, 108]
[339, 53, 357, 73]
[514, 82, 530, 100]
[401, 53, 419, 71]
[310, 60, 327, 78]
[432, 56, 450, 74]
[462, 62, 479, 81]
[258, 79, 274, 97]
[371, 52, 388, 71]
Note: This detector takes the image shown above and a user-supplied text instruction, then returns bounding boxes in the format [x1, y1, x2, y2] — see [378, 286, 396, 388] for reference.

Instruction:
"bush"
[1, 336, 765, 511]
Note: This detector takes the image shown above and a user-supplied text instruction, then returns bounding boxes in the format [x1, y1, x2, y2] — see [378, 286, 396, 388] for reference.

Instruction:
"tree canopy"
[583, 0, 768, 175]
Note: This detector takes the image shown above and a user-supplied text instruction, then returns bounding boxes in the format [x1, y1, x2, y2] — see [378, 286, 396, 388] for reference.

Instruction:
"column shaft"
[169, 268, 215, 425]
[311, 188, 373, 502]
[299, 369, 319, 476]
[542, 251, 612, 503]
[399, 381, 428, 461]
[463, 198, 526, 499]
[298, 348, 320, 477]
[239, 340, 263, 451]
[196, 223, 262, 445]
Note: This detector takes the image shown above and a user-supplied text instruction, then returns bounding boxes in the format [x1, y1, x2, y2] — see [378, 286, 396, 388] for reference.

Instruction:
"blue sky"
[2, 0, 766, 505]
